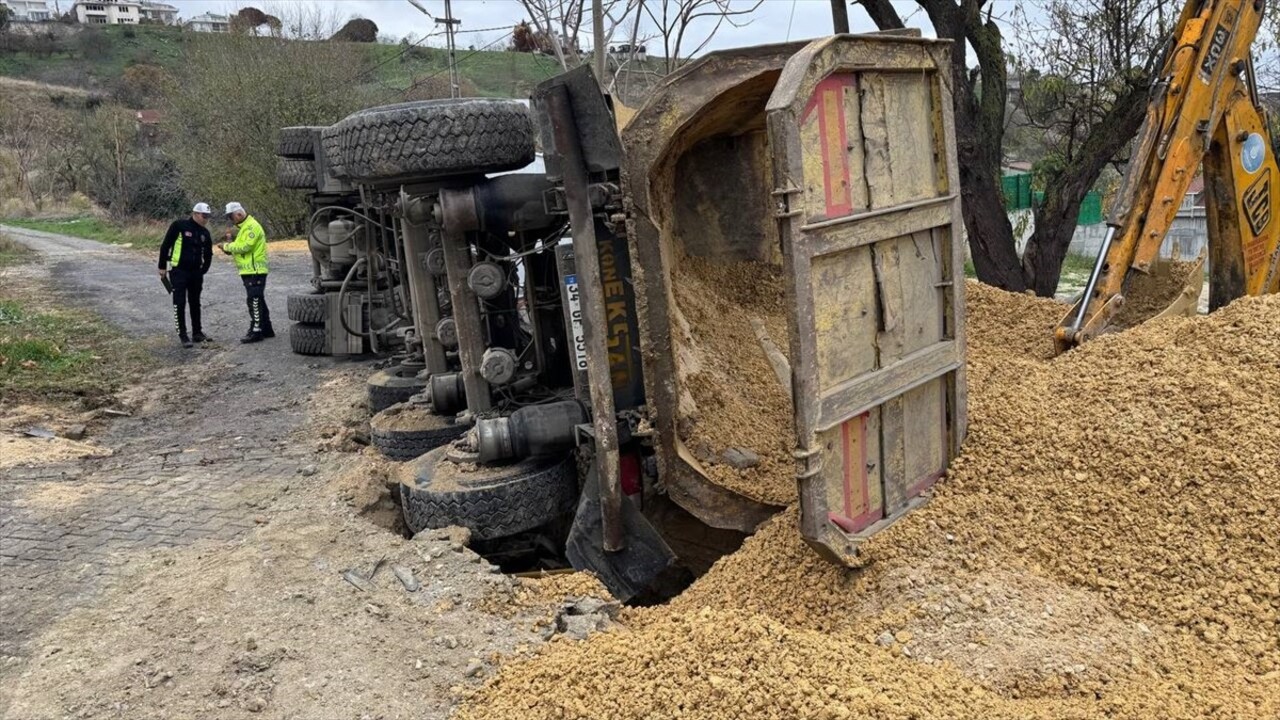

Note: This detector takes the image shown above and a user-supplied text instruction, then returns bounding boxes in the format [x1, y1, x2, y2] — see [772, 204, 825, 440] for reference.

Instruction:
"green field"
[365, 43, 562, 98]
[0, 24, 565, 99]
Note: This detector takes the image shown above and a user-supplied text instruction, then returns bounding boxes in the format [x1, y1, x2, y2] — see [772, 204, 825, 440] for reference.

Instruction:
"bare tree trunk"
[1020, 80, 1149, 296]
[830, 0, 849, 32]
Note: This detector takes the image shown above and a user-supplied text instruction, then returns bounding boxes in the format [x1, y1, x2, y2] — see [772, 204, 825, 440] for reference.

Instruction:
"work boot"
[240, 331, 264, 344]
[192, 331, 211, 343]
[180, 335, 193, 349]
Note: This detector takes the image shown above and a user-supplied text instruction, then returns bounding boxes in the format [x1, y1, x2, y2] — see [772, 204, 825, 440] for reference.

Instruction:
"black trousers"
[170, 268, 203, 338]
[242, 273, 273, 333]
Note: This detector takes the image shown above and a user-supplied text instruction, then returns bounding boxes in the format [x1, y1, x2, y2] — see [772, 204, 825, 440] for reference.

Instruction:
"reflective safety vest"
[225, 215, 269, 275]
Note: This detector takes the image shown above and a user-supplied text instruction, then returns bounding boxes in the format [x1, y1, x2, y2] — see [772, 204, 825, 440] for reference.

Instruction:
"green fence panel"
[1029, 190, 1104, 225]
[1002, 174, 1033, 211]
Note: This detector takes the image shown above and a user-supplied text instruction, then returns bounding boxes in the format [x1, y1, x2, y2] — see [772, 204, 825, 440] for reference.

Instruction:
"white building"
[1, 0, 54, 21]
[183, 11, 229, 33]
[73, 0, 141, 24]
[138, 1, 177, 24]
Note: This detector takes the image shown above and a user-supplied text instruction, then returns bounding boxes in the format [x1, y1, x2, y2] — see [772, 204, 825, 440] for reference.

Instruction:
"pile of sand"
[457, 281, 1280, 719]
[670, 256, 795, 505]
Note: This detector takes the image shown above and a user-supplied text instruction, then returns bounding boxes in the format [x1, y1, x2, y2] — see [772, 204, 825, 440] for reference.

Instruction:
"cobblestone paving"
[0, 226, 353, 670]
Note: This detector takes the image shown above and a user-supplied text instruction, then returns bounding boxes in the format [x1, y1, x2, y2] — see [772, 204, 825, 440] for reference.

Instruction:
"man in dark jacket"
[158, 202, 214, 348]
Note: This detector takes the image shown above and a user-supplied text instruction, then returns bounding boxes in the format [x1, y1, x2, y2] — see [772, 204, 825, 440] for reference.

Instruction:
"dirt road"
[0, 226, 605, 720]
[0, 225, 331, 681]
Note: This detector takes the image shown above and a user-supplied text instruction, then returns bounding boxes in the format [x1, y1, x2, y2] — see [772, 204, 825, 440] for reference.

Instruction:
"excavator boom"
[1055, 0, 1279, 353]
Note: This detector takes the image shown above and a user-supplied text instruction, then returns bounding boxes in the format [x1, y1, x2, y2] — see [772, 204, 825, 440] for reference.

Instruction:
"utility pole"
[830, 0, 849, 33]
[438, 0, 462, 98]
[592, 0, 606, 83]
[406, 0, 462, 98]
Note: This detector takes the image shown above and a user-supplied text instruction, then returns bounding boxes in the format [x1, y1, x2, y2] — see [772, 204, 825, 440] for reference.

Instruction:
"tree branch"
[854, 0, 904, 30]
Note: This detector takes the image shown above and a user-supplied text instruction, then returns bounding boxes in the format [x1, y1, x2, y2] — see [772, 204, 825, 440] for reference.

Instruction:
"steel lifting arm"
[1054, 0, 1279, 353]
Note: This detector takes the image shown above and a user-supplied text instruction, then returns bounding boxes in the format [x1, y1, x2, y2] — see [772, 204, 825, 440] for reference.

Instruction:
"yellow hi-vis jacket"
[224, 214, 268, 275]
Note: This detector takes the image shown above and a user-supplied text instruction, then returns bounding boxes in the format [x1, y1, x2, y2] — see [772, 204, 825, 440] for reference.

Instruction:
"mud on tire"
[400, 446, 577, 540]
[277, 158, 317, 190]
[368, 365, 427, 413]
[370, 403, 466, 461]
[287, 293, 328, 324]
[290, 323, 328, 356]
[331, 99, 536, 183]
[276, 126, 322, 158]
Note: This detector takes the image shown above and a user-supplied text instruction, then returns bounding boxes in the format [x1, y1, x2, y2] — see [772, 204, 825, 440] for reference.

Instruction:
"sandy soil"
[671, 255, 796, 505]
[3, 408, 613, 720]
[456, 282, 1280, 720]
[0, 404, 113, 471]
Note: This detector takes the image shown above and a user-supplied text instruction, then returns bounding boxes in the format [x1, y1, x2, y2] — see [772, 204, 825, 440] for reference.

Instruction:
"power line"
[403, 28, 519, 94]
[351, 24, 516, 89]
[354, 29, 440, 83]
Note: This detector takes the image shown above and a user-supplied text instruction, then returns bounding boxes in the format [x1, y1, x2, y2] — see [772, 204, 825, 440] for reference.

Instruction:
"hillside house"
[138, 1, 177, 24]
[184, 11, 228, 33]
[1, 0, 53, 21]
[73, 0, 140, 24]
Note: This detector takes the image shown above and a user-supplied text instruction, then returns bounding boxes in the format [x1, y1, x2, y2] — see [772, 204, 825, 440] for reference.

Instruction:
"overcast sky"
[168, 0, 951, 51]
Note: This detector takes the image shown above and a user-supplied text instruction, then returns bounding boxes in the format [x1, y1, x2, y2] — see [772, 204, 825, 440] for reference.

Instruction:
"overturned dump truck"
[279, 33, 968, 600]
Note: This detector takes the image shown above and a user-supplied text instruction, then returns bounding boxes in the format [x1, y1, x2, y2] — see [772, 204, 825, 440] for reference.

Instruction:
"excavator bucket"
[1150, 252, 1207, 322]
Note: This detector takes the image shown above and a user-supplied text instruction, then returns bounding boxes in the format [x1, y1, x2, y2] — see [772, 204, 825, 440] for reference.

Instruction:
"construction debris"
[457, 282, 1280, 719]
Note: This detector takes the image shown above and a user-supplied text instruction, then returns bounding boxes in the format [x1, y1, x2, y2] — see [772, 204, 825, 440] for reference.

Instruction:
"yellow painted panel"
[811, 246, 879, 391]
[860, 72, 939, 208]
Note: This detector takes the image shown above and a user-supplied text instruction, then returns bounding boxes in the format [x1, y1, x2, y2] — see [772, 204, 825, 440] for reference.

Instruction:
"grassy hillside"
[0, 24, 185, 90]
[366, 42, 562, 99]
[0, 24, 558, 99]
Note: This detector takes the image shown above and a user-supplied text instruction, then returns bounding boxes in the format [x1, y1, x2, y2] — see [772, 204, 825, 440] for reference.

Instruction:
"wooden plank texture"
[817, 341, 960, 431]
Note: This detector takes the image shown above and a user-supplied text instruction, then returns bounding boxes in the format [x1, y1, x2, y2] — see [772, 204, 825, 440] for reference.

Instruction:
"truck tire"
[370, 404, 466, 461]
[400, 446, 577, 539]
[368, 365, 427, 413]
[320, 127, 349, 179]
[333, 99, 535, 183]
[277, 158, 316, 190]
[287, 293, 328, 324]
[276, 126, 321, 158]
[290, 323, 328, 356]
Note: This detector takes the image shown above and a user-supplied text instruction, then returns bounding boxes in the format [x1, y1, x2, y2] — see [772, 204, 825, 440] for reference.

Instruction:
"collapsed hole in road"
[351, 463, 750, 605]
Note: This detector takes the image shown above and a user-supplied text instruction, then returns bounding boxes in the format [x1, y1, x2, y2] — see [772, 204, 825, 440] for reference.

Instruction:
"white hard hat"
[192, 202, 212, 214]
[224, 201, 245, 216]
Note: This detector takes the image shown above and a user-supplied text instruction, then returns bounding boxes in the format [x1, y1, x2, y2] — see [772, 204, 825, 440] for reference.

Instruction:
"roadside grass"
[0, 255, 153, 406]
[0, 232, 33, 267]
[1, 216, 167, 251]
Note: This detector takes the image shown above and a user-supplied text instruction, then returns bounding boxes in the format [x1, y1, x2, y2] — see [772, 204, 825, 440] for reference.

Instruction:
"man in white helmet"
[158, 202, 214, 348]
[217, 201, 274, 343]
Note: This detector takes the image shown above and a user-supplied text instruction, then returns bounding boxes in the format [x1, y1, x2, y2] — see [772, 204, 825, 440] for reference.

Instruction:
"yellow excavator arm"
[1055, 0, 1280, 353]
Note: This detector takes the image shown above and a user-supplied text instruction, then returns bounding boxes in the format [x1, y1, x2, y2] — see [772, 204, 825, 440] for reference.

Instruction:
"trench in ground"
[355, 461, 750, 605]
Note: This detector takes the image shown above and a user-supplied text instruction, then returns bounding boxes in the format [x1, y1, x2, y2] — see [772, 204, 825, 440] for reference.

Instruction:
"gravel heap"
[458, 282, 1280, 720]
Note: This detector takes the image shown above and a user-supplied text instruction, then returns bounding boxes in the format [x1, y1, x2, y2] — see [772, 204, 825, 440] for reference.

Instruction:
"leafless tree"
[0, 106, 52, 209]
[641, 0, 763, 74]
[264, 1, 345, 41]
[854, 0, 1178, 295]
[519, 0, 642, 70]
[1007, 0, 1176, 295]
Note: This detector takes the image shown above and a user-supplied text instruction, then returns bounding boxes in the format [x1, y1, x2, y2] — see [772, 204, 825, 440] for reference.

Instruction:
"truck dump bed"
[624, 33, 967, 564]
